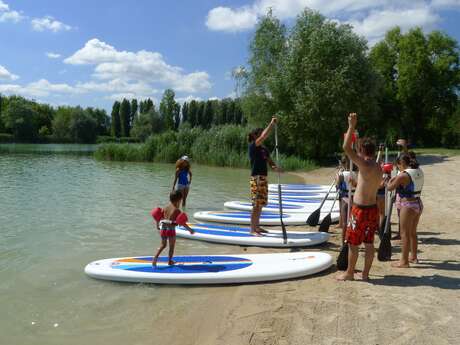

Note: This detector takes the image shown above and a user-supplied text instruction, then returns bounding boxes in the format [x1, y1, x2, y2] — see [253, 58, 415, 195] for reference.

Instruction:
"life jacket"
[151, 207, 188, 229]
[338, 170, 356, 197]
[397, 168, 424, 198]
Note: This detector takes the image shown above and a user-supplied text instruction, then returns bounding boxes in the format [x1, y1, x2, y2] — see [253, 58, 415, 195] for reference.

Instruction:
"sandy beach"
[149, 154, 460, 345]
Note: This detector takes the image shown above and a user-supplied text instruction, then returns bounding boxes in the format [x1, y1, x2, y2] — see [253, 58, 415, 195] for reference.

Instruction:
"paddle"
[274, 123, 287, 244]
[378, 192, 394, 261]
[336, 132, 357, 271]
[318, 190, 339, 233]
[306, 180, 336, 226]
[379, 155, 393, 240]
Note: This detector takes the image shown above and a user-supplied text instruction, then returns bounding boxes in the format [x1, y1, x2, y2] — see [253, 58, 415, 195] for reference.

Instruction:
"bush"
[96, 136, 141, 144]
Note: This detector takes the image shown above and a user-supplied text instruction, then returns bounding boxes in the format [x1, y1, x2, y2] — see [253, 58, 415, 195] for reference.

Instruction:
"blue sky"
[0, 0, 459, 111]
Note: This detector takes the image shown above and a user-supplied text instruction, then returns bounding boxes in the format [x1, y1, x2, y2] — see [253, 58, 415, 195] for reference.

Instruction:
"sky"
[0, 0, 459, 111]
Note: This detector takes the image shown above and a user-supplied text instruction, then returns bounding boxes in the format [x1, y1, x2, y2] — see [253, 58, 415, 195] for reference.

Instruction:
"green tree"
[203, 100, 214, 129]
[182, 102, 189, 124]
[70, 107, 98, 143]
[159, 89, 179, 131]
[188, 100, 198, 127]
[130, 99, 138, 128]
[197, 101, 205, 127]
[119, 98, 131, 137]
[2, 96, 39, 140]
[111, 101, 121, 137]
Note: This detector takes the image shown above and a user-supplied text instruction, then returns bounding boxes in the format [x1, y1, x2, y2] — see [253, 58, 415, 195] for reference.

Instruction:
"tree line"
[0, 95, 110, 143]
[115, 89, 246, 141]
[241, 9, 460, 159]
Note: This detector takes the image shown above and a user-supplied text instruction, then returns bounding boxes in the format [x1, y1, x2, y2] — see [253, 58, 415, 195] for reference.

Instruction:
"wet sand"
[153, 154, 460, 345]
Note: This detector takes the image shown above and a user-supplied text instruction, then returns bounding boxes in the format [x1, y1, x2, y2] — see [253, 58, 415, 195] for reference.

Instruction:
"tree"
[130, 99, 138, 128]
[119, 98, 131, 137]
[69, 107, 97, 143]
[182, 102, 189, 124]
[197, 101, 205, 127]
[111, 101, 121, 137]
[188, 100, 198, 127]
[2, 96, 39, 140]
[203, 100, 214, 128]
[159, 89, 179, 131]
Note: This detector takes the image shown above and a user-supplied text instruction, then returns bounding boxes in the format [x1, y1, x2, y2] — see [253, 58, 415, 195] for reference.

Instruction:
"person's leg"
[182, 187, 189, 207]
[361, 243, 375, 280]
[152, 238, 167, 266]
[250, 205, 262, 235]
[337, 244, 359, 280]
[338, 198, 344, 229]
[409, 210, 421, 263]
[392, 207, 411, 268]
[340, 200, 348, 244]
[377, 196, 385, 229]
[168, 236, 176, 265]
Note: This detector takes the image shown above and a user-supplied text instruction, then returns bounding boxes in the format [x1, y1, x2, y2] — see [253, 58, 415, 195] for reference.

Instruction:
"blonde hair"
[175, 158, 190, 171]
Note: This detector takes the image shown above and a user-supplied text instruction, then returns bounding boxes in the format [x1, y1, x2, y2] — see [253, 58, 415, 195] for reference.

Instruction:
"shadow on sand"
[371, 273, 460, 290]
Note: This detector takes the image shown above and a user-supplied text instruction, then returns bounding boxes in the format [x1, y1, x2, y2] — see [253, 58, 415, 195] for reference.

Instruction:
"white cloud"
[46, 52, 61, 59]
[65, 38, 212, 93]
[31, 16, 72, 32]
[176, 95, 202, 104]
[0, 79, 80, 97]
[105, 93, 157, 102]
[0, 1, 24, 23]
[206, 0, 450, 46]
[0, 64, 18, 81]
[206, 6, 258, 32]
[348, 5, 440, 45]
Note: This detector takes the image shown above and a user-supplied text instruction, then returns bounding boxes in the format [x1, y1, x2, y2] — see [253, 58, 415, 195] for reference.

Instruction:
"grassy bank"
[94, 125, 317, 171]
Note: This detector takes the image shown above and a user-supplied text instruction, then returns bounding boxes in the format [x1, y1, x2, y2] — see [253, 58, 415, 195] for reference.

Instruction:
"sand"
[150, 154, 460, 345]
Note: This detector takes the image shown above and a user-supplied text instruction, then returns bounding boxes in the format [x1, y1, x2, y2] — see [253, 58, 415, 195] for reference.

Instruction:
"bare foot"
[355, 272, 370, 282]
[409, 258, 419, 264]
[250, 231, 263, 237]
[391, 261, 409, 268]
[257, 227, 269, 233]
[152, 260, 157, 267]
[336, 272, 354, 281]
[168, 260, 176, 266]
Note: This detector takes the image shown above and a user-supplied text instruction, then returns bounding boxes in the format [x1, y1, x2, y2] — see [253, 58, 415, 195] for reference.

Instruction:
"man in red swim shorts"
[337, 113, 383, 282]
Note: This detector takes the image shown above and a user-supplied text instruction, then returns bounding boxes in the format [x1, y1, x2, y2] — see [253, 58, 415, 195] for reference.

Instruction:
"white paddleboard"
[84, 252, 333, 284]
[268, 184, 335, 193]
[176, 223, 330, 247]
[193, 210, 339, 225]
[224, 200, 339, 214]
[269, 192, 337, 200]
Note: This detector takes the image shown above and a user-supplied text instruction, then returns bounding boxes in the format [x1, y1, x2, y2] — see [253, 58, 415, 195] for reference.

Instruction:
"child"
[151, 190, 194, 267]
[172, 156, 192, 207]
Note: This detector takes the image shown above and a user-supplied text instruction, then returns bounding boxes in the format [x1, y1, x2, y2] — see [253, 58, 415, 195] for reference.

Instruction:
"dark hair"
[396, 153, 419, 169]
[359, 137, 376, 157]
[170, 190, 183, 203]
[248, 128, 263, 143]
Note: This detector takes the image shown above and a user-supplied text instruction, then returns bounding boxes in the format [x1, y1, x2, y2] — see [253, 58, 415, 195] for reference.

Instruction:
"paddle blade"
[378, 231, 392, 261]
[318, 214, 331, 232]
[378, 216, 387, 240]
[336, 244, 349, 271]
[306, 208, 320, 226]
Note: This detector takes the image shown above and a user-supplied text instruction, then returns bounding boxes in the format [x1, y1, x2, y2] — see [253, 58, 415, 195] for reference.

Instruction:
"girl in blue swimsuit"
[172, 156, 192, 207]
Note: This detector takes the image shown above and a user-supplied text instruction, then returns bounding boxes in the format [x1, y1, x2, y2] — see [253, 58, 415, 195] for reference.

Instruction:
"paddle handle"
[274, 123, 287, 243]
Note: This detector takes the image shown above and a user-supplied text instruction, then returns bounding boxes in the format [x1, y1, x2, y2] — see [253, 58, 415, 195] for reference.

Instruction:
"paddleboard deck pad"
[193, 210, 339, 225]
[85, 252, 333, 284]
[176, 223, 330, 247]
[268, 184, 335, 193]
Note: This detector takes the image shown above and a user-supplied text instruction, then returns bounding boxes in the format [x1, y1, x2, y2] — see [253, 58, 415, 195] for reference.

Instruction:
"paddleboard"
[193, 210, 339, 225]
[224, 200, 339, 214]
[176, 223, 330, 247]
[268, 193, 336, 200]
[84, 252, 333, 284]
[268, 184, 335, 192]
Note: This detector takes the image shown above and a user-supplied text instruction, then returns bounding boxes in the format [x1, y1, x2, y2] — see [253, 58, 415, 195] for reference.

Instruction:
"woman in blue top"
[172, 156, 192, 207]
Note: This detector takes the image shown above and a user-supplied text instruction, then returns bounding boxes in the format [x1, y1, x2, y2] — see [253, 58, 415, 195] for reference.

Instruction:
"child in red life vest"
[150, 190, 194, 266]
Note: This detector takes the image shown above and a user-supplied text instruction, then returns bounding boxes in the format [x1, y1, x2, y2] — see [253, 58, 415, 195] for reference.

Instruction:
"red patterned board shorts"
[159, 222, 176, 237]
[250, 175, 268, 207]
[345, 204, 379, 246]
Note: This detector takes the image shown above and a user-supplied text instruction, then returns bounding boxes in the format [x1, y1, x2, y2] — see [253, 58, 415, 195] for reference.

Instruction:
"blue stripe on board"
[193, 223, 251, 231]
[205, 212, 292, 219]
[115, 262, 252, 273]
[129, 256, 251, 262]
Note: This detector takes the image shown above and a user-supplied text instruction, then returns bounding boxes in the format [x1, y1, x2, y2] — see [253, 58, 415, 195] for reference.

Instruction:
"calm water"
[0, 145, 300, 345]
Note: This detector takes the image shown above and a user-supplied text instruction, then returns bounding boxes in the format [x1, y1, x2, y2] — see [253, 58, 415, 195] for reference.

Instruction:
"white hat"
[181, 155, 189, 161]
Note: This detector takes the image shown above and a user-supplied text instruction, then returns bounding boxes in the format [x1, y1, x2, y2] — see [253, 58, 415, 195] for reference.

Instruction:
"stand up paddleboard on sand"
[224, 200, 339, 214]
[193, 210, 339, 225]
[175, 223, 330, 247]
[268, 184, 335, 192]
[268, 191, 337, 200]
[84, 252, 333, 284]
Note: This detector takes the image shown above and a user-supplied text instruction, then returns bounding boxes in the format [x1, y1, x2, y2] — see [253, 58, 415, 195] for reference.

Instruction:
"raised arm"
[343, 113, 367, 169]
[255, 116, 277, 146]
